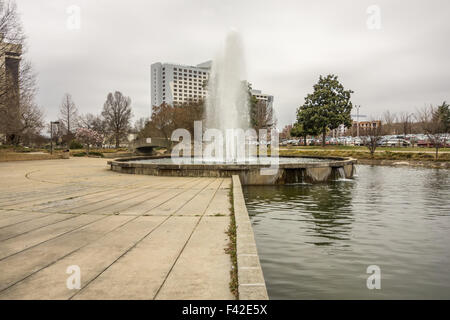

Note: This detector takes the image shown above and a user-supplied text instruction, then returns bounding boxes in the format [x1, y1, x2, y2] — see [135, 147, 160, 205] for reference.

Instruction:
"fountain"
[205, 31, 250, 134]
[108, 31, 356, 184]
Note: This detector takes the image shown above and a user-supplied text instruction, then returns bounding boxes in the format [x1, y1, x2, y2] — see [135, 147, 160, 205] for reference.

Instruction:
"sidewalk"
[0, 158, 233, 300]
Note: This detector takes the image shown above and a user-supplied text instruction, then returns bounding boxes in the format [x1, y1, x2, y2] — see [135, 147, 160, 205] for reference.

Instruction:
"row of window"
[174, 84, 204, 89]
[161, 77, 206, 84]
[174, 93, 202, 97]
[162, 67, 207, 74]
[162, 90, 206, 96]
[162, 84, 204, 90]
[173, 75, 207, 80]
[174, 89, 205, 93]
[163, 91, 206, 97]
[173, 68, 207, 75]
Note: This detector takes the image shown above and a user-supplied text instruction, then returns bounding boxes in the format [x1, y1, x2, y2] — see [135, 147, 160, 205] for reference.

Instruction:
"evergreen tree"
[295, 75, 353, 146]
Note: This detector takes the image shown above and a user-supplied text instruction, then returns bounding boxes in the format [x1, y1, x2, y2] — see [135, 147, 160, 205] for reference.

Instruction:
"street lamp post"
[50, 121, 60, 155]
[356, 105, 361, 138]
[351, 106, 367, 139]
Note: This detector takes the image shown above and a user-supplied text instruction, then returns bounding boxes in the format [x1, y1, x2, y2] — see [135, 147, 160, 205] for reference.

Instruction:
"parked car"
[383, 138, 411, 147]
[353, 137, 363, 146]
[377, 138, 388, 146]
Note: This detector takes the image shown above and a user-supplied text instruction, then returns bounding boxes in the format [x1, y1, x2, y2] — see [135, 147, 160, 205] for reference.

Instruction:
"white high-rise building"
[250, 89, 274, 110]
[151, 61, 212, 109]
[150, 60, 274, 113]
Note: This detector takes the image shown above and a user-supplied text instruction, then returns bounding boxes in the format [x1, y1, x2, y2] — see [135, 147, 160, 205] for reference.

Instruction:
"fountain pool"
[108, 156, 356, 185]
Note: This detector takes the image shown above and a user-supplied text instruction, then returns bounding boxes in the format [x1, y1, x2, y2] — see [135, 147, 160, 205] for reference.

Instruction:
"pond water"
[243, 165, 450, 299]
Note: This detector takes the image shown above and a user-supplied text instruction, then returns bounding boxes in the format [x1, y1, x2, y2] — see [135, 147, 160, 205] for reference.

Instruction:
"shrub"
[72, 152, 86, 157]
[72, 151, 103, 158]
[69, 140, 84, 149]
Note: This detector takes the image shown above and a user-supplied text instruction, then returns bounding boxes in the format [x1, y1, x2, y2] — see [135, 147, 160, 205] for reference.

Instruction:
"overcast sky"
[15, 0, 450, 128]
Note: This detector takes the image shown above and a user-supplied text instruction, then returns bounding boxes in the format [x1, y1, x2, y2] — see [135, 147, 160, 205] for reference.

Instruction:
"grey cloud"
[16, 0, 450, 127]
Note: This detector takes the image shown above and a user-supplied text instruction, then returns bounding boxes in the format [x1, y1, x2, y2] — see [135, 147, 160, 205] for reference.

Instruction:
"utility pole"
[356, 105, 361, 138]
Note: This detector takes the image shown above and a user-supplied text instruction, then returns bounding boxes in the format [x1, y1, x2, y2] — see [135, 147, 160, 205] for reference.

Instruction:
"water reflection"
[422, 169, 450, 219]
[244, 165, 450, 299]
[247, 181, 355, 246]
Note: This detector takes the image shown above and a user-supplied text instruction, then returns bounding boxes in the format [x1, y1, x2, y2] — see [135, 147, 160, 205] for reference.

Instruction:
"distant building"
[250, 89, 274, 110]
[352, 120, 381, 130]
[150, 61, 211, 109]
[350, 120, 382, 136]
[0, 33, 21, 96]
[0, 33, 22, 144]
[150, 61, 274, 115]
[331, 124, 347, 137]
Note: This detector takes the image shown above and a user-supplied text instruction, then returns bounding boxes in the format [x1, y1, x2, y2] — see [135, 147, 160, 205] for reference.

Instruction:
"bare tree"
[17, 72, 44, 141]
[250, 100, 275, 133]
[59, 93, 78, 135]
[398, 112, 413, 136]
[416, 103, 449, 159]
[0, 1, 44, 145]
[78, 113, 96, 129]
[280, 124, 293, 140]
[141, 103, 176, 145]
[133, 117, 148, 134]
[101, 91, 132, 148]
[382, 110, 396, 135]
[79, 113, 105, 134]
[173, 102, 204, 136]
[0, 52, 43, 145]
[140, 102, 204, 149]
[361, 120, 384, 157]
[0, 1, 24, 101]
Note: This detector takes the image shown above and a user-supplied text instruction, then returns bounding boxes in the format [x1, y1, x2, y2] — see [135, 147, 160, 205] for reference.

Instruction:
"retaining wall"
[232, 175, 269, 300]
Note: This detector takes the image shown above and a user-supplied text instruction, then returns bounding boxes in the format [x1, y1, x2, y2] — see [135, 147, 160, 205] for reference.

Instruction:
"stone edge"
[232, 175, 269, 300]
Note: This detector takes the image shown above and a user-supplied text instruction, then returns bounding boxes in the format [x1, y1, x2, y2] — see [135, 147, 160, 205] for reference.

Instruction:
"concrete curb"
[108, 157, 357, 184]
[232, 175, 269, 300]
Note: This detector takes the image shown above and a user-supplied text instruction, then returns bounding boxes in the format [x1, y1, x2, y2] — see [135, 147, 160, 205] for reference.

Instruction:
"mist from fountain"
[205, 31, 250, 133]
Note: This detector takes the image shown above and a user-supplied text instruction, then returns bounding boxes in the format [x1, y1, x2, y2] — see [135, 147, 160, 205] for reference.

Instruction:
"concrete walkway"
[0, 158, 233, 300]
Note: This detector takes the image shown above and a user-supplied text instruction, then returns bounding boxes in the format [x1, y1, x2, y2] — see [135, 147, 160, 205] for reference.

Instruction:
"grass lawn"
[278, 146, 450, 162]
[0, 149, 66, 162]
[281, 145, 450, 152]
[0, 146, 129, 162]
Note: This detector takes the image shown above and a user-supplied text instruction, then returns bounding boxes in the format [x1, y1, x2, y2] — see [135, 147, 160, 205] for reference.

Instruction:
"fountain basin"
[107, 156, 357, 185]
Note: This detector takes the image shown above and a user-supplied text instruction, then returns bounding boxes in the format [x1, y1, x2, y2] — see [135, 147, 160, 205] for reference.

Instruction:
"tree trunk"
[322, 130, 326, 147]
[436, 145, 439, 159]
[304, 135, 307, 146]
[115, 135, 120, 149]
